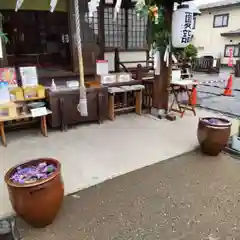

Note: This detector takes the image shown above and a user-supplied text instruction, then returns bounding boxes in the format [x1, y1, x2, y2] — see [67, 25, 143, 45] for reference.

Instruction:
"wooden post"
[136, 64, 143, 80]
[98, 0, 105, 59]
[0, 13, 8, 68]
[68, 0, 79, 72]
[114, 48, 120, 72]
[152, 2, 173, 113]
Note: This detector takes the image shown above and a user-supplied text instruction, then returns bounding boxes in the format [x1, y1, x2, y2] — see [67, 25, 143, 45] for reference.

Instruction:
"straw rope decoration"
[74, 0, 88, 116]
[0, 31, 8, 44]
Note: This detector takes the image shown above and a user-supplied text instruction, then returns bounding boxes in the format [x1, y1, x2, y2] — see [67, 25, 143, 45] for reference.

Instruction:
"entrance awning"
[221, 29, 240, 37]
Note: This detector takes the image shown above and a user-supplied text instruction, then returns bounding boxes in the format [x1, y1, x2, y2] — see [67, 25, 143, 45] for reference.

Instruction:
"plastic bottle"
[51, 79, 57, 91]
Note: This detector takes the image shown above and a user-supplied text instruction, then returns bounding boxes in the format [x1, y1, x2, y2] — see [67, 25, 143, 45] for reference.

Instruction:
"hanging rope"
[74, 0, 88, 116]
[74, 0, 82, 58]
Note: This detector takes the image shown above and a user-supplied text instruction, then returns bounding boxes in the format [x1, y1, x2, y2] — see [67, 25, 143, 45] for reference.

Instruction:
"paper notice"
[50, 0, 58, 12]
[15, 0, 24, 11]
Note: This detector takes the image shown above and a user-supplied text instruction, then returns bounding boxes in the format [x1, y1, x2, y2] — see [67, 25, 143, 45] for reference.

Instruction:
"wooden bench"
[108, 84, 145, 120]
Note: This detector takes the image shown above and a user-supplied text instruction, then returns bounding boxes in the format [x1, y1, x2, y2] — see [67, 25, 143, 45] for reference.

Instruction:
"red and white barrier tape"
[194, 79, 229, 88]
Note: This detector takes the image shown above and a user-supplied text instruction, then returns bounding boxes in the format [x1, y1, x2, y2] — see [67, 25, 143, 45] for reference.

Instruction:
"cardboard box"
[100, 74, 117, 85]
[116, 73, 132, 83]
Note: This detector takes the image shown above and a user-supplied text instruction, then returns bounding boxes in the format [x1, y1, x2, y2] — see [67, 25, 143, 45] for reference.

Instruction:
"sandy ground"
[16, 150, 240, 240]
[2, 110, 238, 218]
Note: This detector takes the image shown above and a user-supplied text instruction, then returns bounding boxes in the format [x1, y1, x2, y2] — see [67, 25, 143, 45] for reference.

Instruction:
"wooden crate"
[23, 85, 45, 100]
[0, 102, 18, 119]
[10, 87, 24, 101]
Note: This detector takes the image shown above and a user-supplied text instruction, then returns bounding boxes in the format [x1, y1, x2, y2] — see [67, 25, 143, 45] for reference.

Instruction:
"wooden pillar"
[114, 48, 120, 72]
[153, 2, 173, 113]
[98, 0, 105, 59]
[68, 0, 79, 72]
[0, 13, 8, 68]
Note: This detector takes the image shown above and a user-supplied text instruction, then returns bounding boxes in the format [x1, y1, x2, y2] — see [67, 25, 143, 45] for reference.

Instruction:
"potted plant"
[197, 117, 232, 156]
[5, 158, 64, 228]
[173, 44, 198, 79]
[183, 43, 198, 62]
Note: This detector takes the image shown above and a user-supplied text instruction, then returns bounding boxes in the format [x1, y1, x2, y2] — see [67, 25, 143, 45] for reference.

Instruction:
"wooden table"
[0, 109, 52, 147]
[169, 80, 197, 118]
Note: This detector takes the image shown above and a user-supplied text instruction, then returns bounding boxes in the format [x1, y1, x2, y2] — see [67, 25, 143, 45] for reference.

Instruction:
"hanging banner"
[50, 0, 58, 12]
[172, 7, 193, 48]
[15, 0, 24, 12]
[228, 48, 233, 67]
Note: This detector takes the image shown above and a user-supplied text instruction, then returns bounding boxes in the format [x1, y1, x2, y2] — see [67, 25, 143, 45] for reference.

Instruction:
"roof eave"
[199, 2, 240, 11]
[221, 32, 240, 37]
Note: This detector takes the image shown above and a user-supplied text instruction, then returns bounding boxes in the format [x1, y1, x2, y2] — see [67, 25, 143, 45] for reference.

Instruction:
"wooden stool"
[108, 87, 125, 120]
[108, 85, 145, 120]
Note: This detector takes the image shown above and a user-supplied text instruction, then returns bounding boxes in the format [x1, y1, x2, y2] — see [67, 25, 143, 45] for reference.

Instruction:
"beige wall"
[192, 6, 240, 64]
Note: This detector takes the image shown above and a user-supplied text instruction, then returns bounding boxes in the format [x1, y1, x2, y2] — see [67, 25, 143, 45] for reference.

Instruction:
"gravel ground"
[192, 70, 240, 116]
[16, 150, 240, 240]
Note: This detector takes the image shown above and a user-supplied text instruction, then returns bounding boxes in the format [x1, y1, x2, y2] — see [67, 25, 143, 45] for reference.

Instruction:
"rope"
[74, 0, 88, 116]
[74, 0, 84, 86]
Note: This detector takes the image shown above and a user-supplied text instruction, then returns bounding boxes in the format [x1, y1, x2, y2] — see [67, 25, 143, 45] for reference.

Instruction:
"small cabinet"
[46, 87, 108, 129]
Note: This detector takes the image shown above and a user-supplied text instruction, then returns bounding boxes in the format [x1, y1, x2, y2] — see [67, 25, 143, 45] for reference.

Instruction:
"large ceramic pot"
[4, 158, 64, 228]
[197, 117, 231, 156]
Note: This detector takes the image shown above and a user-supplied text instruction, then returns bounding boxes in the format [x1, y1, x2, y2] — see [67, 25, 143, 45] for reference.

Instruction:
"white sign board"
[20, 66, 38, 87]
[96, 60, 109, 75]
[31, 107, 47, 118]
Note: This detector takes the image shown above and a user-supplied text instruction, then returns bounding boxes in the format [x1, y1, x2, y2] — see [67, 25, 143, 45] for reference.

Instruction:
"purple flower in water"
[10, 162, 56, 184]
[209, 118, 218, 124]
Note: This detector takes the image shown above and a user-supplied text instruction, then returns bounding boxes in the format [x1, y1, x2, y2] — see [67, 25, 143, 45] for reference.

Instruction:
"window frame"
[103, 5, 148, 51]
[224, 44, 240, 58]
[213, 13, 229, 28]
[192, 16, 196, 29]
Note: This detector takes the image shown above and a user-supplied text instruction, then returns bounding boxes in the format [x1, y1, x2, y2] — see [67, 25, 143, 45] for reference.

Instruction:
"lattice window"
[127, 8, 147, 49]
[104, 7, 126, 48]
[82, 11, 99, 43]
[103, 6, 147, 49]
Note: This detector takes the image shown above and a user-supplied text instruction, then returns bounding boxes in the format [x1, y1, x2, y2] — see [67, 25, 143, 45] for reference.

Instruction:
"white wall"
[192, 6, 240, 64]
[104, 51, 147, 71]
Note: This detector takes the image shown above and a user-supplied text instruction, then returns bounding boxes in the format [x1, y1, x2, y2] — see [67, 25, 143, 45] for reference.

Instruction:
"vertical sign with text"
[228, 48, 233, 67]
[181, 12, 193, 45]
